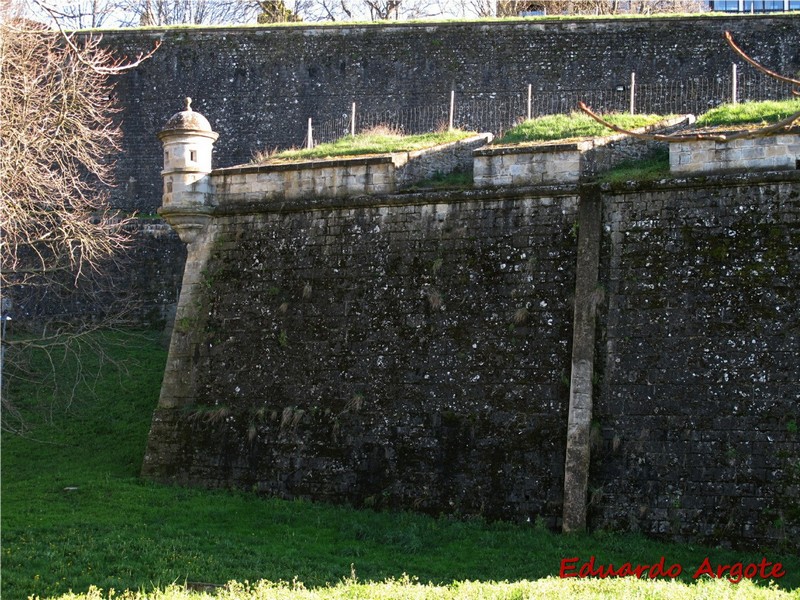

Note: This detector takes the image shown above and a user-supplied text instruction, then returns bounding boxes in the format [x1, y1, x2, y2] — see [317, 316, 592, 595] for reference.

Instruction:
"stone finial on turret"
[157, 98, 219, 244]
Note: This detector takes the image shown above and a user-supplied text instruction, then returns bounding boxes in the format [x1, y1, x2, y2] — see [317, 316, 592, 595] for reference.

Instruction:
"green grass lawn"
[2, 330, 799, 599]
[258, 129, 476, 162]
[696, 99, 800, 128]
[494, 113, 667, 145]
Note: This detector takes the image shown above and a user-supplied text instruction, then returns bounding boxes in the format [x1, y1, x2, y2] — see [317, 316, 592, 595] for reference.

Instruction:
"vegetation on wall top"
[76, 11, 800, 34]
[494, 113, 667, 145]
[696, 98, 800, 128]
[254, 128, 476, 162]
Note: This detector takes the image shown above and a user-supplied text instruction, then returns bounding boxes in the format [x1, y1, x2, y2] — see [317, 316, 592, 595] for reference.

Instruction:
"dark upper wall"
[7, 222, 185, 330]
[103, 15, 800, 211]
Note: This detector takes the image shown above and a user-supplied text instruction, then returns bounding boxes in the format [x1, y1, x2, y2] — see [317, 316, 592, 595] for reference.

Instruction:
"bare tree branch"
[578, 101, 799, 143]
[35, 1, 161, 73]
[0, 1, 158, 431]
[112, 0, 265, 26]
[725, 30, 800, 96]
[578, 33, 800, 143]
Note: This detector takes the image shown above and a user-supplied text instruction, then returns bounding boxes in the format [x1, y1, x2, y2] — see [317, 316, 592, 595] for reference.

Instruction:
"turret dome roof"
[160, 98, 214, 134]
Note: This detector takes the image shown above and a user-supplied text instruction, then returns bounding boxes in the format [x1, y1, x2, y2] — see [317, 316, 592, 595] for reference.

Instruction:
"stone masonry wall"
[102, 15, 800, 212]
[212, 157, 398, 201]
[592, 173, 800, 550]
[9, 220, 185, 330]
[473, 116, 693, 187]
[211, 134, 491, 201]
[671, 131, 800, 174]
[143, 186, 581, 524]
[474, 143, 583, 187]
[143, 171, 800, 551]
[394, 134, 492, 187]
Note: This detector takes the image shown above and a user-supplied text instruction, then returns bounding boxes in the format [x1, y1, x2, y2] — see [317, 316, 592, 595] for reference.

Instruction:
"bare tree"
[362, 0, 400, 19]
[495, 0, 705, 15]
[113, 0, 263, 26]
[578, 32, 799, 142]
[7, 0, 123, 28]
[0, 2, 158, 430]
[43, 0, 119, 28]
[287, 0, 347, 20]
[462, 0, 496, 17]
[289, 0, 443, 20]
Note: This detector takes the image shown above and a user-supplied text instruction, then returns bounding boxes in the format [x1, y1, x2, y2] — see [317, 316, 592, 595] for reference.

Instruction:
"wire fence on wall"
[307, 69, 797, 147]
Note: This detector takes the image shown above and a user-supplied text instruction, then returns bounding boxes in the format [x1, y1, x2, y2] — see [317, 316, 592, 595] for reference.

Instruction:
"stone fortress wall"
[103, 15, 800, 212]
[42, 15, 797, 550]
[57, 15, 799, 332]
[142, 94, 800, 550]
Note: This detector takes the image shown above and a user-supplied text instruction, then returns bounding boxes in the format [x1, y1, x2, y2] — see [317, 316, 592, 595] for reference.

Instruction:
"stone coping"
[670, 124, 800, 140]
[213, 154, 395, 176]
[205, 168, 800, 217]
[475, 140, 590, 156]
[596, 166, 800, 192]
[210, 181, 581, 216]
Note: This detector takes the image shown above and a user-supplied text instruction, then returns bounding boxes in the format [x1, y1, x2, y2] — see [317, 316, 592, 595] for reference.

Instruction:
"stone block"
[509, 163, 526, 176]
[766, 144, 788, 158]
[673, 160, 705, 173]
[473, 158, 489, 179]
[741, 146, 766, 160]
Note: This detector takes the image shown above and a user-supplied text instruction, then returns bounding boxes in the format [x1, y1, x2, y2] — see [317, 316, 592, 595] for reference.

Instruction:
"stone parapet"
[474, 116, 690, 187]
[474, 141, 586, 187]
[211, 134, 492, 202]
[212, 156, 396, 202]
[670, 129, 800, 174]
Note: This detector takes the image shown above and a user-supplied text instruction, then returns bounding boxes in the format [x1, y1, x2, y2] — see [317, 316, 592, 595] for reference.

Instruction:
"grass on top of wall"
[256, 128, 476, 163]
[494, 112, 666, 144]
[3, 330, 800, 599]
[696, 98, 800, 128]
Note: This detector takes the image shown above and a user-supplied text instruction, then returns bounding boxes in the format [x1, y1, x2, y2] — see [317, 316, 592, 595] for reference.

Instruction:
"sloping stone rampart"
[143, 171, 800, 551]
[592, 173, 800, 550]
[144, 186, 581, 523]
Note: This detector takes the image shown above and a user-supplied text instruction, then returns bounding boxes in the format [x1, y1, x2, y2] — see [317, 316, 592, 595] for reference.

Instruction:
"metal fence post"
[449, 90, 455, 131]
[527, 83, 532, 120]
